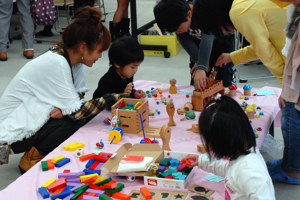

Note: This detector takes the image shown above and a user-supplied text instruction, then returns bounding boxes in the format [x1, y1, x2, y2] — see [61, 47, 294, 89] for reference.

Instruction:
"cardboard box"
[144, 151, 198, 189]
[140, 31, 180, 56]
[101, 143, 164, 177]
[111, 98, 149, 134]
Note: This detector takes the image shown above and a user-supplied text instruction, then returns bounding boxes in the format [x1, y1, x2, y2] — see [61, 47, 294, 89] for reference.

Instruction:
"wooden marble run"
[191, 80, 225, 111]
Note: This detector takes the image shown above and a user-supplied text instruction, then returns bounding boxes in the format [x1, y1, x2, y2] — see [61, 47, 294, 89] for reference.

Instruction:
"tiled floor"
[1, 1, 300, 199]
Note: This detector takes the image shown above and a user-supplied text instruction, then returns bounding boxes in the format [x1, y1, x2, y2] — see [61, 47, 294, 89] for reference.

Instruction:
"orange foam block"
[87, 193, 97, 197]
[47, 177, 66, 192]
[79, 153, 96, 162]
[140, 187, 152, 199]
[52, 186, 66, 195]
[81, 176, 98, 184]
[103, 181, 117, 189]
[112, 192, 131, 200]
[47, 160, 54, 170]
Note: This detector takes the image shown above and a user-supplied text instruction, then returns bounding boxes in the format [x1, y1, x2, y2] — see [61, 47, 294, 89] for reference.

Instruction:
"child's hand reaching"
[124, 82, 134, 94]
[134, 89, 146, 99]
[185, 154, 199, 168]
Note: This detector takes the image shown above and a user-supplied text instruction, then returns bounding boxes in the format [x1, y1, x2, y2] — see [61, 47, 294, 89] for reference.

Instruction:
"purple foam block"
[94, 162, 104, 171]
[82, 195, 100, 200]
[157, 165, 166, 173]
[66, 178, 81, 183]
[67, 182, 84, 187]
[86, 189, 105, 196]
[58, 172, 78, 179]
[62, 193, 74, 200]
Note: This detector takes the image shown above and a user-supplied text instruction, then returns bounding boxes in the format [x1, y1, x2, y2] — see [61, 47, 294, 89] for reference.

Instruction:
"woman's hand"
[124, 82, 133, 94]
[278, 96, 286, 109]
[184, 154, 199, 168]
[134, 89, 146, 99]
[215, 53, 232, 67]
[50, 107, 63, 118]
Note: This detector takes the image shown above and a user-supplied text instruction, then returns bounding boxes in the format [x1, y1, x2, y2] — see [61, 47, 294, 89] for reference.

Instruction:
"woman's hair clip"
[214, 93, 222, 100]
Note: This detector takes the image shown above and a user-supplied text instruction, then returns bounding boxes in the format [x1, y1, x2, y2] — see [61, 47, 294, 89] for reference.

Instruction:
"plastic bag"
[260, 133, 283, 158]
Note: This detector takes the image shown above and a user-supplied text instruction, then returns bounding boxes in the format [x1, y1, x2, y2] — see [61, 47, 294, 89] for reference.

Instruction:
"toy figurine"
[229, 85, 238, 97]
[166, 101, 176, 126]
[243, 85, 252, 96]
[169, 79, 177, 94]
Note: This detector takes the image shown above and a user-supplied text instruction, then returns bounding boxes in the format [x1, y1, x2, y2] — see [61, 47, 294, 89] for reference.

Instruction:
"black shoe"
[36, 30, 54, 37]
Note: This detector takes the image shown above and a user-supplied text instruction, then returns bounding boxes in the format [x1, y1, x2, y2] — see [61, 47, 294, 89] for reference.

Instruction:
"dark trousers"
[11, 117, 85, 155]
[190, 34, 236, 87]
[73, 0, 95, 12]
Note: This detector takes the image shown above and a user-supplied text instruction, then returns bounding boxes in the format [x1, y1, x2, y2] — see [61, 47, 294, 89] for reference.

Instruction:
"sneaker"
[0, 143, 10, 165]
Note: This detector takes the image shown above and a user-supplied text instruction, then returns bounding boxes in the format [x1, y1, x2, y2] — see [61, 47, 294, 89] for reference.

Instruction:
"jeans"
[281, 100, 300, 172]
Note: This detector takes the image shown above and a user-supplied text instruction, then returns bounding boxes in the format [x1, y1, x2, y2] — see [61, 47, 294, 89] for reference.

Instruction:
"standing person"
[110, 0, 131, 42]
[0, 7, 130, 173]
[186, 95, 275, 199]
[0, 0, 34, 61]
[194, 0, 287, 86]
[154, 0, 236, 90]
[267, 0, 300, 184]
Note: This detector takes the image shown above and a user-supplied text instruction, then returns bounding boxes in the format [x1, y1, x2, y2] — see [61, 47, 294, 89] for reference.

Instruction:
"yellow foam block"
[68, 142, 85, 151]
[80, 173, 99, 182]
[91, 176, 106, 185]
[63, 142, 78, 151]
[51, 155, 65, 163]
[41, 178, 57, 188]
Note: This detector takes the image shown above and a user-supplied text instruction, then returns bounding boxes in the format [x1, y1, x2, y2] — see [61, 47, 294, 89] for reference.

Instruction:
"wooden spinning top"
[166, 101, 176, 126]
[159, 125, 171, 151]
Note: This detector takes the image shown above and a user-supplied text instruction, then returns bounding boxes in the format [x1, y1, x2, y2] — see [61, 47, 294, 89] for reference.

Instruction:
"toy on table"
[186, 124, 200, 133]
[246, 106, 255, 119]
[183, 102, 193, 112]
[139, 114, 152, 144]
[103, 118, 111, 125]
[243, 84, 252, 96]
[180, 110, 196, 121]
[109, 127, 124, 144]
[159, 125, 171, 151]
[191, 80, 225, 111]
[96, 139, 105, 148]
[76, 148, 84, 157]
[166, 101, 176, 126]
[169, 79, 177, 94]
[177, 107, 186, 115]
[228, 84, 237, 97]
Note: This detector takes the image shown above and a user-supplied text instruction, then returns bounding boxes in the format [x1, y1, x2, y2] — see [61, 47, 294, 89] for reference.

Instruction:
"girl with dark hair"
[0, 7, 130, 172]
[186, 95, 275, 199]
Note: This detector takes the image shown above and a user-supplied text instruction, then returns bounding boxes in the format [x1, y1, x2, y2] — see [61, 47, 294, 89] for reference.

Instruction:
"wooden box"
[111, 98, 149, 134]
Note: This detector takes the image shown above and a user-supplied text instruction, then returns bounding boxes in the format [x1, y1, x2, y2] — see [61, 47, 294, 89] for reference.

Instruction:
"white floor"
[1, 0, 300, 199]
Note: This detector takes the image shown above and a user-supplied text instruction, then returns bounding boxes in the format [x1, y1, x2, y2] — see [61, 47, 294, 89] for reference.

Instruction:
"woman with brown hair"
[0, 6, 129, 173]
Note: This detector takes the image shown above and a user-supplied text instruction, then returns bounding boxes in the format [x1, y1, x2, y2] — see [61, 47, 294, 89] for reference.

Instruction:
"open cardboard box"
[101, 143, 197, 189]
[101, 143, 164, 177]
[144, 151, 198, 189]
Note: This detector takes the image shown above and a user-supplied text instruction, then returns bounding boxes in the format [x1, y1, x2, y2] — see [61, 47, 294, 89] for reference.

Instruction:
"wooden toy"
[166, 101, 176, 126]
[246, 106, 255, 119]
[160, 125, 171, 151]
[184, 102, 193, 112]
[169, 79, 177, 94]
[192, 80, 225, 111]
[63, 142, 85, 151]
[41, 161, 48, 171]
[177, 107, 186, 115]
[79, 153, 96, 162]
[55, 158, 70, 168]
[228, 84, 237, 97]
[41, 178, 56, 188]
[243, 84, 252, 96]
[111, 98, 149, 134]
[129, 189, 188, 200]
[47, 159, 55, 170]
[109, 127, 124, 144]
[186, 124, 200, 133]
[52, 155, 65, 163]
[112, 192, 131, 200]
[38, 187, 50, 199]
[180, 110, 196, 121]
[76, 148, 84, 157]
[188, 184, 215, 197]
[140, 187, 152, 199]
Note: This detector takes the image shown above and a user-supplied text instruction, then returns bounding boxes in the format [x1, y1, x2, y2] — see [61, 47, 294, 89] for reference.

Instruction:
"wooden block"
[47, 177, 66, 192]
[91, 176, 106, 185]
[80, 174, 99, 182]
[41, 178, 56, 188]
[68, 142, 85, 151]
[47, 159, 55, 170]
[52, 186, 66, 195]
[81, 175, 98, 184]
[63, 142, 78, 151]
[41, 161, 48, 171]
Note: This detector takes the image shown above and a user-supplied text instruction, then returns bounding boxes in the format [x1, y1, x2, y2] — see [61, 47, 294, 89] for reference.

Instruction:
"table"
[0, 80, 281, 200]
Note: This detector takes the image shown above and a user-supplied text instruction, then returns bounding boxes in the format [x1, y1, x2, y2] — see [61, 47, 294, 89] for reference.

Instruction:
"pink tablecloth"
[0, 80, 281, 200]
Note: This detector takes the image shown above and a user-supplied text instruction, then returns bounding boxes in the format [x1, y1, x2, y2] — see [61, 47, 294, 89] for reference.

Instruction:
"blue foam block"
[38, 187, 49, 199]
[54, 158, 71, 168]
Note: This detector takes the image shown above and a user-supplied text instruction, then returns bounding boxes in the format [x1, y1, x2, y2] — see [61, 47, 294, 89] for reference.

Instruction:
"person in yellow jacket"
[193, 0, 287, 85]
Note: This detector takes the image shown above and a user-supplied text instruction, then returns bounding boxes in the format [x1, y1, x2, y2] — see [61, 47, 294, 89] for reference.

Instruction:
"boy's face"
[117, 61, 142, 79]
[175, 10, 192, 34]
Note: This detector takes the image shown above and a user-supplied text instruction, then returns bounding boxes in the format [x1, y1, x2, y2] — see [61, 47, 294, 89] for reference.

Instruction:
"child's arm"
[134, 90, 146, 99]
